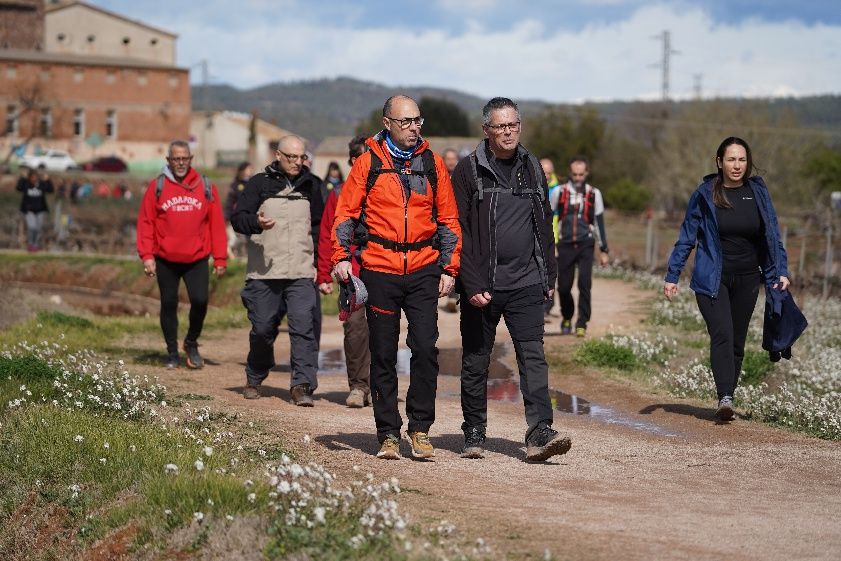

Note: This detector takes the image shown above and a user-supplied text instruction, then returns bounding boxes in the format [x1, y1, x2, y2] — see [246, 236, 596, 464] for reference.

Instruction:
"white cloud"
[173, 3, 841, 103]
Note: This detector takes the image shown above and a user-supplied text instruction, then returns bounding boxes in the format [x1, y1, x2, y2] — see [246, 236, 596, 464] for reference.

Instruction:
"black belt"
[368, 234, 435, 252]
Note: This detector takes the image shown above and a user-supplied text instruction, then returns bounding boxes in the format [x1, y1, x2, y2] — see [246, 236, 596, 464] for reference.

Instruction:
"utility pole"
[693, 73, 703, 100]
[650, 30, 679, 103]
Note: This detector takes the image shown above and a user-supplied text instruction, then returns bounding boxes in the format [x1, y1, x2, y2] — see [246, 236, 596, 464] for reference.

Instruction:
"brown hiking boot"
[405, 431, 435, 459]
[242, 384, 260, 400]
[376, 434, 401, 460]
[346, 388, 370, 408]
[290, 384, 314, 407]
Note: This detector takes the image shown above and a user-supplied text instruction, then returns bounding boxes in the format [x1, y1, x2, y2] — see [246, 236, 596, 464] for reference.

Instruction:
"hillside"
[191, 77, 841, 144]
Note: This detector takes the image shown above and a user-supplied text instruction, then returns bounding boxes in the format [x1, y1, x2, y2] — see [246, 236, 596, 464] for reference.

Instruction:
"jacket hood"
[163, 165, 200, 187]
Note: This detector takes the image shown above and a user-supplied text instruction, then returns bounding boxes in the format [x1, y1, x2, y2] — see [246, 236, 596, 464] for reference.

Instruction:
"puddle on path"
[317, 346, 679, 437]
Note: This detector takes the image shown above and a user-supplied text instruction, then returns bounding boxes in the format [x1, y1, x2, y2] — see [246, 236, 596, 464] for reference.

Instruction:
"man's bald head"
[276, 135, 308, 177]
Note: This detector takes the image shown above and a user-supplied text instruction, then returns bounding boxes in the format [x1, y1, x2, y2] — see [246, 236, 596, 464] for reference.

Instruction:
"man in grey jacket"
[231, 135, 324, 405]
[452, 97, 571, 462]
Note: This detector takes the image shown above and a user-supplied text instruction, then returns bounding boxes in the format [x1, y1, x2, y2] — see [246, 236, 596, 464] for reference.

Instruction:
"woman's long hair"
[713, 137, 753, 209]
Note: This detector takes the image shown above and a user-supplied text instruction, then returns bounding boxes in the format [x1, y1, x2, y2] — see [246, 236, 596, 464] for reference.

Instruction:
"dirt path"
[134, 278, 841, 561]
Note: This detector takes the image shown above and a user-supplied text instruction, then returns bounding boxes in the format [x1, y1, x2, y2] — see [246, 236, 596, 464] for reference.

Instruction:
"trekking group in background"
[131, 93, 799, 462]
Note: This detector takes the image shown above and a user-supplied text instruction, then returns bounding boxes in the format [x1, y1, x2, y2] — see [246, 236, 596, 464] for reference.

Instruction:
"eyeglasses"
[167, 156, 192, 163]
[386, 116, 424, 129]
[279, 151, 309, 162]
[485, 121, 521, 133]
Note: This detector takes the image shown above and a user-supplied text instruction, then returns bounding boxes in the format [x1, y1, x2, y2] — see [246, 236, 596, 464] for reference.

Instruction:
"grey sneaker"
[183, 340, 204, 369]
[461, 425, 486, 459]
[526, 425, 572, 462]
[291, 384, 314, 407]
[715, 396, 735, 421]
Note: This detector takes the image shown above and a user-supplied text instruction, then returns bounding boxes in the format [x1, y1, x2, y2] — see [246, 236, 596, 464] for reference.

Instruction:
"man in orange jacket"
[332, 95, 461, 460]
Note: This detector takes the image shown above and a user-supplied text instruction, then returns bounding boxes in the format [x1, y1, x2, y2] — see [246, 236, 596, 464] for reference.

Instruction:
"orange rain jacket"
[331, 133, 461, 277]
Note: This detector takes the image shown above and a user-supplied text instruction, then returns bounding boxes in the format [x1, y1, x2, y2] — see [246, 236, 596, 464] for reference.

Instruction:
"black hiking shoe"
[461, 425, 486, 459]
[183, 340, 204, 369]
[526, 424, 572, 462]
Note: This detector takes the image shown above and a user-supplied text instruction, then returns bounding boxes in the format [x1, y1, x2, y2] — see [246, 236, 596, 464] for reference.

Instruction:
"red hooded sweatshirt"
[136, 168, 227, 266]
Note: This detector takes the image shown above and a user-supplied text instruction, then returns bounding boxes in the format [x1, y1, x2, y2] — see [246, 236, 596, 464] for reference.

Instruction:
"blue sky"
[96, 0, 841, 102]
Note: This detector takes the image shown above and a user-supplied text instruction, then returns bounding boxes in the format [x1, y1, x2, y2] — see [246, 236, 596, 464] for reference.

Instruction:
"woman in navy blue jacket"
[663, 137, 790, 421]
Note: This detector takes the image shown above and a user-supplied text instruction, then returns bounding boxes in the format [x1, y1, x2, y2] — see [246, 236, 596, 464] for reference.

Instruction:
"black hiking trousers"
[361, 264, 440, 443]
[460, 284, 553, 441]
[695, 270, 761, 400]
[557, 241, 595, 328]
[155, 256, 209, 355]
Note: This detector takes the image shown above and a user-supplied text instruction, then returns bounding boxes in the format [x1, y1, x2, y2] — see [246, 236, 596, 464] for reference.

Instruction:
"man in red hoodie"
[136, 140, 227, 369]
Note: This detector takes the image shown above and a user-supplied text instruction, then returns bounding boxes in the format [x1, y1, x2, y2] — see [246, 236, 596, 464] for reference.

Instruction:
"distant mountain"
[191, 76, 548, 143]
[191, 77, 841, 145]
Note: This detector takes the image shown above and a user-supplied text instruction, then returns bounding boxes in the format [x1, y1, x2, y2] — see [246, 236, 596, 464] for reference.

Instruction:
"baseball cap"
[338, 274, 368, 321]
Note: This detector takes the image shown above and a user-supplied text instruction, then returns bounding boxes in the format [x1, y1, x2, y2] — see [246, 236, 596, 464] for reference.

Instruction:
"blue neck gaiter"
[384, 132, 417, 161]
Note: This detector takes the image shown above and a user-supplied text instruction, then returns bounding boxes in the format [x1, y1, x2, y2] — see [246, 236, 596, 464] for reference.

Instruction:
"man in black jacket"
[452, 97, 571, 462]
[231, 135, 324, 405]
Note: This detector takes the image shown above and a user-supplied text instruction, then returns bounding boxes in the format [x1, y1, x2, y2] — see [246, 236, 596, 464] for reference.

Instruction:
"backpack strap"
[156, 173, 213, 203]
[155, 174, 165, 199]
[559, 184, 570, 221]
[525, 155, 546, 202]
[584, 185, 595, 225]
[202, 175, 213, 203]
[469, 152, 484, 201]
[421, 149, 438, 199]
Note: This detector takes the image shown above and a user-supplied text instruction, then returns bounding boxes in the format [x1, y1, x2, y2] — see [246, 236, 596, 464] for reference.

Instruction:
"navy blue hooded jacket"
[762, 286, 807, 360]
[665, 174, 789, 297]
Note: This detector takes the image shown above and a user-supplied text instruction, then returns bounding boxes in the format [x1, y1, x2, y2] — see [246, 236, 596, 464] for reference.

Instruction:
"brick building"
[0, 0, 44, 50]
[0, 0, 189, 167]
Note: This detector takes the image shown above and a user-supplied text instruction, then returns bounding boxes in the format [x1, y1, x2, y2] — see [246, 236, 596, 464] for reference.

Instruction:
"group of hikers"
[135, 94, 792, 462]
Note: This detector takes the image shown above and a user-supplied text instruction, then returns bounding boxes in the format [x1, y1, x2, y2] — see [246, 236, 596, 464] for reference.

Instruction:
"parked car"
[82, 156, 129, 173]
[20, 149, 79, 172]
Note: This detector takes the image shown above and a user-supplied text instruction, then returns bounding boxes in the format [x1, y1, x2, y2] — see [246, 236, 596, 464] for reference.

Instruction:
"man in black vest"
[551, 156, 609, 336]
[452, 97, 571, 462]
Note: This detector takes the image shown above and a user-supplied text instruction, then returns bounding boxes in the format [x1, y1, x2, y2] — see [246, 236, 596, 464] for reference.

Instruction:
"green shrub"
[36, 311, 94, 329]
[573, 340, 638, 370]
[603, 178, 651, 212]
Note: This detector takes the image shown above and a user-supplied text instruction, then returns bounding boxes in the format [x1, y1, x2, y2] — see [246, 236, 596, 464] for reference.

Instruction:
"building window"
[57, 33, 66, 42]
[87, 34, 95, 43]
[40, 67, 50, 81]
[40, 108, 52, 137]
[6, 65, 17, 79]
[106, 70, 116, 84]
[73, 68, 83, 83]
[73, 108, 85, 138]
[5, 105, 18, 136]
[150, 37, 158, 46]
[122, 37, 130, 45]
[168, 73, 179, 88]
[137, 71, 147, 86]
[106, 110, 117, 139]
